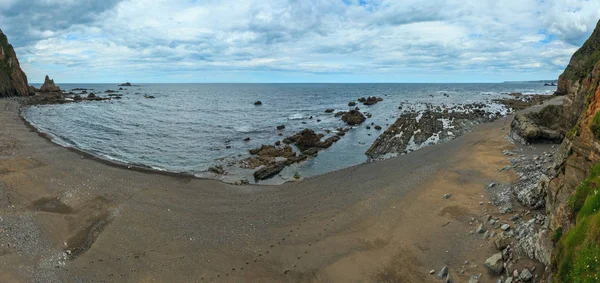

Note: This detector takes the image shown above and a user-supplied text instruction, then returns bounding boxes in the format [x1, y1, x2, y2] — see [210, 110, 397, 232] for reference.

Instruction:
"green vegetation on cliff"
[561, 21, 600, 82]
[554, 163, 600, 282]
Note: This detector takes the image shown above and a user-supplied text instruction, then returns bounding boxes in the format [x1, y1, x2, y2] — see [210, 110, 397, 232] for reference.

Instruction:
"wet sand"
[0, 97, 561, 282]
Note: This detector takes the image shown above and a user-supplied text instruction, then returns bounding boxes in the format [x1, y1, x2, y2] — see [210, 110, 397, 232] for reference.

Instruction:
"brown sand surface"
[0, 97, 561, 282]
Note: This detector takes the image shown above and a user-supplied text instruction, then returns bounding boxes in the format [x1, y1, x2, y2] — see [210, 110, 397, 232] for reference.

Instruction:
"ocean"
[22, 83, 556, 184]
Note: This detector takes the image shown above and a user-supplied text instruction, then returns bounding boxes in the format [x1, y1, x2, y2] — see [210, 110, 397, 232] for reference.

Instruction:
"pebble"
[429, 269, 435, 274]
[479, 202, 484, 205]
[444, 193, 452, 199]
[501, 224, 510, 231]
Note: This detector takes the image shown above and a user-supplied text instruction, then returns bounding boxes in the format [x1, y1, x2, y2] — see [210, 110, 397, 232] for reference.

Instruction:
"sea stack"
[40, 75, 61, 93]
[0, 29, 30, 97]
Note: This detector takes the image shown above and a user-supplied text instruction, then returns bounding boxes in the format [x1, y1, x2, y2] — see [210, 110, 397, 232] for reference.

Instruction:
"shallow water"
[22, 83, 555, 183]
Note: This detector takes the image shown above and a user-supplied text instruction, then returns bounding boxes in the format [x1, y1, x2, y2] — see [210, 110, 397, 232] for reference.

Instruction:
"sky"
[0, 0, 599, 83]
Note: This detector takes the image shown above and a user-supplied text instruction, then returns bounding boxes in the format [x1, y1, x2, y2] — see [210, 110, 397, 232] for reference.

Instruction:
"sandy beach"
[0, 97, 561, 282]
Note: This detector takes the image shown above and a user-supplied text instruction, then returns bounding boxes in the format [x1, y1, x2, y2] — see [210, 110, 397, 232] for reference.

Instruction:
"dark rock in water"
[118, 87, 124, 90]
[253, 162, 286, 180]
[358, 97, 367, 103]
[275, 141, 281, 146]
[341, 110, 366, 125]
[119, 82, 132, 86]
[374, 125, 382, 130]
[81, 90, 88, 94]
[325, 108, 335, 113]
[105, 90, 118, 93]
[74, 95, 82, 101]
[209, 165, 225, 174]
[254, 101, 262, 106]
[302, 147, 320, 156]
[40, 75, 61, 93]
[287, 129, 322, 151]
[510, 105, 565, 144]
[144, 95, 155, 99]
[277, 125, 285, 130]
[363, 96, 383, 106]
[87, 93, 96, 99]
[348, 101, 357, 107]
[0, 29, 30, 97]
[243, 137, 251, 142]
[334, 111, 345, 117]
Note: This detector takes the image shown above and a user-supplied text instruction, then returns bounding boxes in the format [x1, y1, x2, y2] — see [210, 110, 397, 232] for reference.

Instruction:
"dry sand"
[0, 97, 561, 282]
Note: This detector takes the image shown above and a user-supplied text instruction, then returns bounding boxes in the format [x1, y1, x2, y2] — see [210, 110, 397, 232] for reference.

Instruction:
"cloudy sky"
[1, 0, 599, 83]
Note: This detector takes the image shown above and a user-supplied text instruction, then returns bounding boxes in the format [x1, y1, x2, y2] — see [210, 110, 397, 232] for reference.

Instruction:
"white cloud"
[1, 0, 599, 82]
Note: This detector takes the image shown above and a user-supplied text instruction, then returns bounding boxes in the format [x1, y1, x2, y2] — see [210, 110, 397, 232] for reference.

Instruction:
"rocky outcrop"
[341, 110, 366, 125]
[366, 103, 498, 159]
[40, 75, 61, 93]
[510, 105, 565, 144]
[0, 29, 30, 97]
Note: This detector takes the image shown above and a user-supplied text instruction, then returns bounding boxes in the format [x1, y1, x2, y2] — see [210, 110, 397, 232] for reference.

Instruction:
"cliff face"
[547, 19, 600, 281]
[0, 29, 30, 97]
[548, 19, 600, 233]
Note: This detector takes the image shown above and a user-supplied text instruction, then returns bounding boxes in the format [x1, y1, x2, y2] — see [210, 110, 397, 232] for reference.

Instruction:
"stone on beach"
[484, 253, 504, 274]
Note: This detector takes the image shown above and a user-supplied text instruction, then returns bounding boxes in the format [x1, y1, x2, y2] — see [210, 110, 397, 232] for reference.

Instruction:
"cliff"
[0, 29, 30, 97]
[544, 19, 600, 281]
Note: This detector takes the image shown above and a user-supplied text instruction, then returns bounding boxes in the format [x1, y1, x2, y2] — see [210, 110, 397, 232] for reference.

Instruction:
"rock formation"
[40, 75, 61, 92]
[0, 29, 30, 97]
[510, 105, 565, 144]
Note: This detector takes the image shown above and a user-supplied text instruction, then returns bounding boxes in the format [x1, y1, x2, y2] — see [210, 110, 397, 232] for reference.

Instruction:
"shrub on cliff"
[554, 162, 600, 282]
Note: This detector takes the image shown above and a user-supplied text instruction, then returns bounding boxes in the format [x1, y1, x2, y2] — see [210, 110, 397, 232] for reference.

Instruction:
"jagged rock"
[0, 29, 30, 97]
[341, 110, 366, 125]
[509, 105, 565, 144]
[287, 129, 322, 151]
[363, 96, 383, 105]
[494, 234, 512, 250]
[519, 269, 533, 282]
[40, 75, 61, 93]
[501, 224, 510, 231]
[253, 162, 285, 180]
[277, 125, 285, 130]
[208, 166, 225, 174]
[325, 108, 334, 113]
[484, 253, 504, 274]
[514, 218, 552, 265]
[119, 82, 132, 86]
[348, 101, 356, 107]
[515, 174, 549, 209]
[476, 223, 486, 234]
[87, 93, 96, 98]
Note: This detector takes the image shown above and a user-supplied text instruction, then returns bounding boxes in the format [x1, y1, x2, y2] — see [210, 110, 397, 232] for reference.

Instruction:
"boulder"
[254, 101, 262, 106]
[253, 162, 285, 180]
[484, 253, 504, 274]
[437, 266, 448, 279]
[325, 108, 335, 113]
[341, 110, 366, 125]
[40, 75, 61, 93]
[119, 82, 132, 86]
[493, 234, 512, 250]
[287, 129, 322, 151]
[510, 105, 565, 144]
[348, 101, 357, 107]
[277, 125, 285, 130]
[519, 268, 533, 282]
[363, 96, 383, 105]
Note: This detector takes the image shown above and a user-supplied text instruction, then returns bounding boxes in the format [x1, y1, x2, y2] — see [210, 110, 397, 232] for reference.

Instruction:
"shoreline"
[15, 93, 556, 186]
[0, 96, 563, 282]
